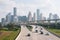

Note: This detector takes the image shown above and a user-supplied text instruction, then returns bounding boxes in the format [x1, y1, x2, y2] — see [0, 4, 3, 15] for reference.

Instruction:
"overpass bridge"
[19, 19, 60, 25]
[16, 19, 60, 40]
[19, 19, 60, 29]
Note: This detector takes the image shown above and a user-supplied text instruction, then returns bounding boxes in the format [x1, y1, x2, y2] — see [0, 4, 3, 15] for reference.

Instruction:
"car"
[41, 28, 42, 30]
[35, 30, 38, 33]
[45, 33, 49, 35]
[26, 33, 30, 37]
[40, 31, 43, 34]
[35, 26, 37, 28]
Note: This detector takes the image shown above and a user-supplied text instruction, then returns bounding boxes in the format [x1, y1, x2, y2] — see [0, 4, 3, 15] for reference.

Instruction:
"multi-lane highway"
[16, 25, 60, 40]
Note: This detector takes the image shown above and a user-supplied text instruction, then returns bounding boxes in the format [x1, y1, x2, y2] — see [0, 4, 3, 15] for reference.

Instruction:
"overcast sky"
[0, 0, 60, 21]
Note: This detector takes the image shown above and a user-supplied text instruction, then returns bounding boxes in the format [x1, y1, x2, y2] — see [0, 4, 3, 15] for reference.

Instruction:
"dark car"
[35, 30, 38, 33]
[40, 31, 43, 34]
[35, 26, 38, 29]
[26, 33, 30, 37]
[41, 28, 42, 30]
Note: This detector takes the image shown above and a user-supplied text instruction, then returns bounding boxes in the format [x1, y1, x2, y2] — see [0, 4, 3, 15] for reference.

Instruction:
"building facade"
[28, 11, 32, 22]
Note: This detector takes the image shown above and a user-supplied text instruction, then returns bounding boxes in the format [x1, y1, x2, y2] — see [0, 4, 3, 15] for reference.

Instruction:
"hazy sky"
[0, 0, 60, 21]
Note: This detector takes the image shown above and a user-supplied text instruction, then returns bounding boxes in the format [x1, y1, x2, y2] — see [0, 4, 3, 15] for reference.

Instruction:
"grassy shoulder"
[0, 28, 21, 40]
[26, 25, 33, 31]
[47, 28, 60, 36]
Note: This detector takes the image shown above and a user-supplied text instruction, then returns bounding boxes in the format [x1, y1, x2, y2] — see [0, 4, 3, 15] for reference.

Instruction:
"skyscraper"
[14, 7, 17, 16]
[1, 18, 6, 26]
[6, 12, 11, 23]
[48, 13, 52, 20]
[53, 14, 59, 19]
[28, 11, 32, 21]
[14, 16, 18, 23]
[43, 17, 46, 20]
[33, 13, 36, 21]
[37, 9, 40, 20]
[13, 7, 18, 23]
[10, 15, 14, 22]
[40, 13, 42, 20]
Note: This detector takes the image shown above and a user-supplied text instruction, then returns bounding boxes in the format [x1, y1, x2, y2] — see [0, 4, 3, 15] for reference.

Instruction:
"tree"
[7, 23, 14, 30]
[0, 23, 3, 30]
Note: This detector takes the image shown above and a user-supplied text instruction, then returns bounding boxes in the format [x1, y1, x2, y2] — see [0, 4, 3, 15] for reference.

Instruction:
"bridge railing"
[19, 19, 60, 29]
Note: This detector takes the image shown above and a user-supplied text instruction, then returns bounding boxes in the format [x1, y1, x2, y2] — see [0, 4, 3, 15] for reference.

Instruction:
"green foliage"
[48, 29, 60, 37]
[39, 23, 60, 29]
[0, 30, 20, 40]
[26, 25, 33, 31]
[0, 25, 21, 40]
[0, 23, 3, 30]
[0, 23, 21, 40]
[7, 23, 15, 30]
[4, 23, 21, 31]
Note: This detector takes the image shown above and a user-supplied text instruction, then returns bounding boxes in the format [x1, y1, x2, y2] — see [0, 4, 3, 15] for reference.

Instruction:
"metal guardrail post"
[48, 20, 50, 28]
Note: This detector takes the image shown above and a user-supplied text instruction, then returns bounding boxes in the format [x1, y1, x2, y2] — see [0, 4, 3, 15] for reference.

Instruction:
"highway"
[16, 25, 60, 40]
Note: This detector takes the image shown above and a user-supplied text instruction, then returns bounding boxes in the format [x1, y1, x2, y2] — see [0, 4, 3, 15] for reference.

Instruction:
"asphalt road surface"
[15, 25, 60, 40]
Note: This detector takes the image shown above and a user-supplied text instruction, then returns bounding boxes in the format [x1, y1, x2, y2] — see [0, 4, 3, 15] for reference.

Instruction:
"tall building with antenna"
[37, 9, 40, 20]
[28, 11, 32, 21]
[14, 7, 17, 16]
[13, 7, 18, 23]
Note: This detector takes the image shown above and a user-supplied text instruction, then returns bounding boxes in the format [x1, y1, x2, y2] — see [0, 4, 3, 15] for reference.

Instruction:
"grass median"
[47, 28, 60, 37]
[0, 28, 21, 40]
[26, 25, 33, 31]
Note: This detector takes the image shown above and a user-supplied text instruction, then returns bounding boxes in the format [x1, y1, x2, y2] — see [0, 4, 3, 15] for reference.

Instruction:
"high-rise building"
[53, 14, 59, 19]
[6, 12, 11, 23]
[43, 17, 46, 20]
[48, 13, 52, 20]
[40, 13, 42, 20]
[32, 17, 34, 21]
[14, 7, 17, 16]
[18, 16, 27, 22]
[14, 16, 18, 23]
[33, 13, 36, 21]
[13, 7, 18, 23]
[10, 15, 14, 22]
[37, 9, 40, 20]
[1, 18, 6, 26]
[28, 11, 32, 21]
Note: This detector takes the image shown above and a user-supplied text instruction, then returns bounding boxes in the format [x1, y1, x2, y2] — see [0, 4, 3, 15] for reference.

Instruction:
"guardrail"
[43, 27, 60, 38]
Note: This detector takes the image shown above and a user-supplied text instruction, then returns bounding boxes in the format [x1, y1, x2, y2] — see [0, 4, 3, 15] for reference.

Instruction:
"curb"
[14, 28, 21, 40]
[44, 27, 60, 38]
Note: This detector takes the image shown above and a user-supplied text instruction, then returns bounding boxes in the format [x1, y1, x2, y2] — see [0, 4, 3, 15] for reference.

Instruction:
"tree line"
[0, 23, 21, 31]
[38, 23, 60, 29]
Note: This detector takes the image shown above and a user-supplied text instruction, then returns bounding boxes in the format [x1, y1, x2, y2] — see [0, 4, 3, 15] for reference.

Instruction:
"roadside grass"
[47, 28, 60, 36]
[26, 25, 33, 31]
[0, 28, 21, 40]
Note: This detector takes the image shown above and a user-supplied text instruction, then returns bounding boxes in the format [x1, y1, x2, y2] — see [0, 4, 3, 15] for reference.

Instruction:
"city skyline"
[0, 7, 60, 22]
[0, 0, 60, 21]
[0, 0, 60, 40]
[1, 7, 59, 23]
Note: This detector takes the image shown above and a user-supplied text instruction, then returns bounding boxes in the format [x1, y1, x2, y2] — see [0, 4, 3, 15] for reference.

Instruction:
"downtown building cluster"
[1, 7, 59, 26]
[28, 9, 59, 22]
[1, 7, 27, 26]
[28, 9, 45, 22]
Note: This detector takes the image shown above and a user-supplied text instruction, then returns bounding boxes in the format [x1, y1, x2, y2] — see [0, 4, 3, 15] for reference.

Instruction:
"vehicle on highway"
[41, 28, 42, 30]
[35, 26, 38, 29]
[45, 33, 49, 35]
[40, 31, 43, 34]
[26, 33, 31, 37]
[35, 30, 38, 33]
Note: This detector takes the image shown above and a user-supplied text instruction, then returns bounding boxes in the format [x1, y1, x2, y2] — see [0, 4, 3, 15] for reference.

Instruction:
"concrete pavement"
[32, 25, 60, 40]
[16, 25, 60, 40]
